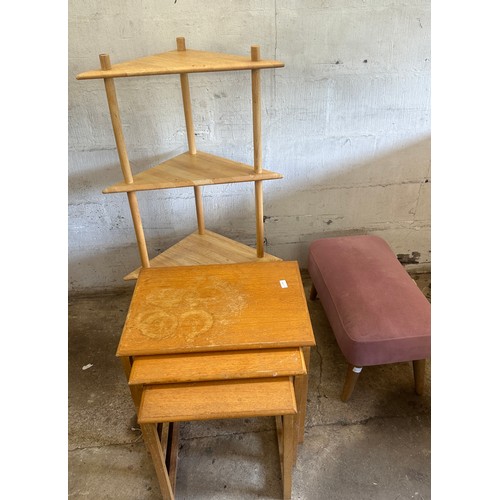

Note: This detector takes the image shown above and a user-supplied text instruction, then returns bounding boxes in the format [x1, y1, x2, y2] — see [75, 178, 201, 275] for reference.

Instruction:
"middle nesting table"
[116, 260, 316, 498]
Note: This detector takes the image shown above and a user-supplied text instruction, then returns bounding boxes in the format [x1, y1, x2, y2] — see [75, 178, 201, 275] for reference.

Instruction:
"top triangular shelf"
[76, 48, 284, 80]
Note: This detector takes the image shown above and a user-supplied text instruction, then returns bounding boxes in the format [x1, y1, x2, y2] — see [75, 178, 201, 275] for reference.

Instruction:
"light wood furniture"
[139, 378, 297, 500]
[116, 261, 316, 357]
[123, 229, 281, 281]
[129, 348, 306, 385]
[117, 260, 316, 499]
[76, 37, 284, 280]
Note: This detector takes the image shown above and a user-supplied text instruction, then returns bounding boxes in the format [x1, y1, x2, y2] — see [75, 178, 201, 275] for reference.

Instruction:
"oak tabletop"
[116, 261, 315, 357]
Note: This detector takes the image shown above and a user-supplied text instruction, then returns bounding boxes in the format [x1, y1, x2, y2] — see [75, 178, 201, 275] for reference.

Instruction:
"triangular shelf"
[124, 230, 282, 280]
[103, 151, 282, 194]
[77, 38, 285, 281]
[76, 49, 284, 80]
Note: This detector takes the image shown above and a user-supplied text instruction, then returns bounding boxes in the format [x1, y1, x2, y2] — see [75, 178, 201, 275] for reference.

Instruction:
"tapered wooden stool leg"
[341, 364, 362, 402]
[309, 283, 317, 300]
[413, 359, 426, 395]
[141, 423, 175, 500]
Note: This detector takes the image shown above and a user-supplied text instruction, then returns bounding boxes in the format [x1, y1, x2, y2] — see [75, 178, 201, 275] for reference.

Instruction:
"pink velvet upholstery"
[308, 235, 430, 367]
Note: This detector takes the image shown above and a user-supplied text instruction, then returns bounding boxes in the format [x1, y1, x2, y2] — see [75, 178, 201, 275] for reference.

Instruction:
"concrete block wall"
[68, 0, 430, 291]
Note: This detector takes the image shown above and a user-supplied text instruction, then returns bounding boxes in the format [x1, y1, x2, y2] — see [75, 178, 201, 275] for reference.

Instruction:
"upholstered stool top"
[308, 235, 430, 367]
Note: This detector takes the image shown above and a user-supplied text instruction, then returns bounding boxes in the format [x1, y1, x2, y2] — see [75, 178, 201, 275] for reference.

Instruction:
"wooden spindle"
[296, 347, 310, 443]
[176, 36, 186, 51]
[176, 38, 205, 235]
[251, 46, 264, 257]
[141, 423, 175, 499]
[100, 53, 150, 268]
[251, 45, 262, 173]
[127, 191, 150, 268]
[255, 180, 264, 257]
[194, 185, 205, 235]
[99, 54, 134, 184]
[177, 38, 197, 155]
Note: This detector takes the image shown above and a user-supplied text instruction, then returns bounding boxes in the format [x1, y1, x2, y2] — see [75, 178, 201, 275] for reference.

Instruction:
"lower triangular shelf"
[124, 230, 282, 280]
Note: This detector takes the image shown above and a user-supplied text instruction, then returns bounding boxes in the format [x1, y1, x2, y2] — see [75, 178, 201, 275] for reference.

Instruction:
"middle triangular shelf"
[103, 151, 283, 194]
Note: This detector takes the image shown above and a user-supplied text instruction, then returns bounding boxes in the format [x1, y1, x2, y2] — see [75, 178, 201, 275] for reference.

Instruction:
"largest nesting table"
[116, 261, 316, 499]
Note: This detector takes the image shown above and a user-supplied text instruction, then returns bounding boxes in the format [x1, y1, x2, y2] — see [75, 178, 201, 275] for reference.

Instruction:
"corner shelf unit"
[77, 37, 284, 280]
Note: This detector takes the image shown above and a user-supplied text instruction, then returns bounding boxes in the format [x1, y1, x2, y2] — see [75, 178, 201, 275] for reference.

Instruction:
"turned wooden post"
[177, 37, 205, 235]
[99, 54, 150, 268]
[251, 45, 264, 257]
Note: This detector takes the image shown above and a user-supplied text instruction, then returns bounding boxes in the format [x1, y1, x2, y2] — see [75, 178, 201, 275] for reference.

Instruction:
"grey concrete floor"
[68, 270, 431, 500]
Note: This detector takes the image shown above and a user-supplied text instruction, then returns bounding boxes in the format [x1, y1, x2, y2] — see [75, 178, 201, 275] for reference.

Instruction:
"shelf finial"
[176, 37, 186, 51]
[251, 45, 261, 62]
[99, 54, 112, 70]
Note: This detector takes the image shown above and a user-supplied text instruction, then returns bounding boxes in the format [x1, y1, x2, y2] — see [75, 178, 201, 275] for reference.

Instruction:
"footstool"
[308, 235, 430, 401]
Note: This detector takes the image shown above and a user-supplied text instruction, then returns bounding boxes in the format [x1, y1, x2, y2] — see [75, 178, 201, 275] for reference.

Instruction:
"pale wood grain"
[275, 414, 296, 499]
[251, 46, 265, 258]
[129, 348, 306, 385]
[77, 49, 284, 80]
[102, 151, 282, 193]
[251, 46, 262, 174]
[127, 191, 150, 268]
[166, 422, 180, 494]
[140, 423, 175, 500]
[255, 180, 264, 258]
[120, 356, 142, 411]
[117, 260, 315, 356]
[99, 54, 133, 184]
[174, 38, 207, 236]
[177, 38, 197, 155]
[282, 414, 295, 499]
[123, 230, 281, 281]
[99, 53, 150, 267]
[194, 185, 205, 235]
[295, 347, 311, 444]
[138, 377, 297, 424]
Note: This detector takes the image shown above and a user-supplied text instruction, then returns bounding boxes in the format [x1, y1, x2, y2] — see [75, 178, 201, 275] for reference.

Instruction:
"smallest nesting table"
[116, 261, 316, 499]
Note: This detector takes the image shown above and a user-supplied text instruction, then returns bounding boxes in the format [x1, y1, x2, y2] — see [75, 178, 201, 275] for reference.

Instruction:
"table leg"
[141, 423, 175, 500]
[282, 414, 295, 500]
[166, 422, 181, 494]
[295, 347, 310, 444]
[119, 356, 142, 412]
[275, 413, 295, 499]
